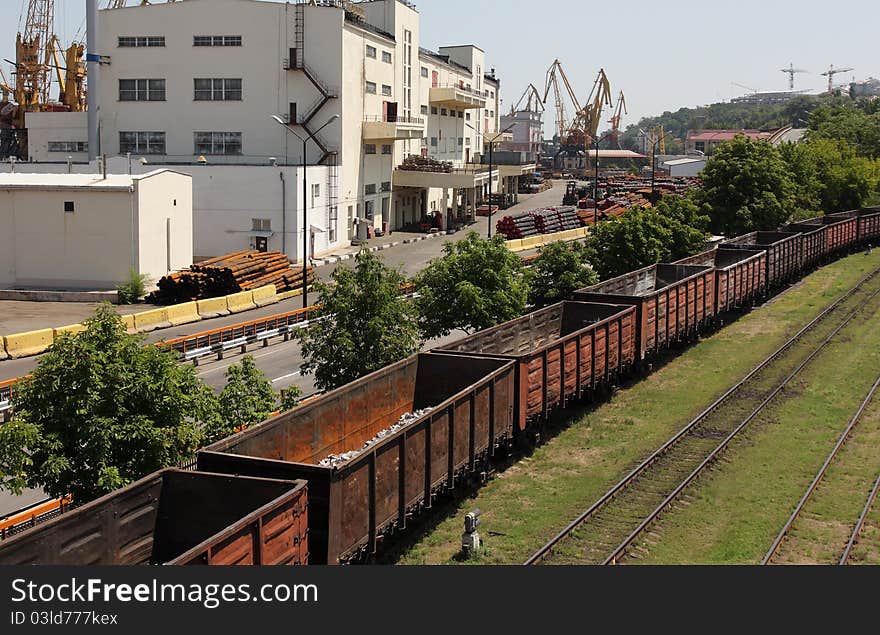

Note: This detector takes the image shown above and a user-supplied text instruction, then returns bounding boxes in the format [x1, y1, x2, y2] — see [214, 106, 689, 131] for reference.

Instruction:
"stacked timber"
[146, 250, 315, 305]
[495, 212, 539, 240]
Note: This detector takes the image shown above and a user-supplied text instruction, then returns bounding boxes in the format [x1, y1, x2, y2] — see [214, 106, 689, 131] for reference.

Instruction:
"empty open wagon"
[674, 248, 767, 313]
[849, 207, 880, 244]
[573, 264, 715, 361]
[199, 353, 516, 564]
[0, 470, 309, 565]
[799, 213, 858, 257]
[435, 302, 637, 434]
[782, 222, 827, 271]
[723, 231, 802, 287]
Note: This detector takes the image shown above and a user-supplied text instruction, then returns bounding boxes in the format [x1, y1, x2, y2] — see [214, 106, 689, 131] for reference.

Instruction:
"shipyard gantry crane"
[509, 83, 544, 116]
[542, 59, 581, 142]
[13, 0, 55, 125]
[607, 90, 627, 148]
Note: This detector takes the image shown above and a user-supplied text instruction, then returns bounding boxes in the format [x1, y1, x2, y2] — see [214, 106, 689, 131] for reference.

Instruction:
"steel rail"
[840, 462, 880, 565]
[602, 288, 880, 565]
[762, 375, 880, 565]
[525, 265, 880, 565]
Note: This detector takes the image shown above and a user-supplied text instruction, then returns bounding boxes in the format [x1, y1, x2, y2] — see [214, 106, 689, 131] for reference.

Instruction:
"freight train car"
[782, 222, 827, 271]
[199, 353, 515, 565]
[0, 470, 309, 565]
[435, 302, 637, 434]
[573, 264, 715, 361]
[850, 207, 880, 245]
[674, 248, 766, 314]
[723, 231, 802, 287]
[800, 214, 858, 258]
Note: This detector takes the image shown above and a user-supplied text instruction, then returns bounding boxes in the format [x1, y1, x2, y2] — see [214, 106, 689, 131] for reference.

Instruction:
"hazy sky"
[2, 0, 876, 132]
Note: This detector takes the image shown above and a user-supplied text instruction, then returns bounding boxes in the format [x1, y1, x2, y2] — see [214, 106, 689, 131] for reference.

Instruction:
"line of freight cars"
[1, 208, 878, 566]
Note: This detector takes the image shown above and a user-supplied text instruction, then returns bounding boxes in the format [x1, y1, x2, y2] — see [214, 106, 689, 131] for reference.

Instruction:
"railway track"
[762, 376, 880, 565]
[526, 266, 880, 565]
[840, 467, 880, 565]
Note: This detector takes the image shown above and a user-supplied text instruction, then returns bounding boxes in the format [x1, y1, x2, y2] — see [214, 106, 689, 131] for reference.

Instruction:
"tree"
[529, 240, 598, 309]
[208, 355, 278, 444]
[808, 103, 880, 159]
[590, 205, 708, 280]
[279, 386, 303, 412]
[298, 250, 421, 392]
[697, 135, 795, 235]
[415, 232, 531, 338]
[0, 305, 220, 503]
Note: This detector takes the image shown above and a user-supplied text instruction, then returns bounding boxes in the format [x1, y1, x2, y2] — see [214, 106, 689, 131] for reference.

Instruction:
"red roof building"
[686, 128, 786, 155]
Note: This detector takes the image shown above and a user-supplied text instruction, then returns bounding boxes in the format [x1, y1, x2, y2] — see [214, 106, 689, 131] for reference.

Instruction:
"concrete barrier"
[277, 287, 307, 301]
[164, 302, 201, 327]
[0, 338, 8, 361]
[53, 323, 87, 340]
[226, 291, 257, 314]
[196, 296, 231, 319]
[4, 328, 55, 359]
[133, 308, 171, 332]
[120, 314, 137, 332]
[252, 285, 279, 308]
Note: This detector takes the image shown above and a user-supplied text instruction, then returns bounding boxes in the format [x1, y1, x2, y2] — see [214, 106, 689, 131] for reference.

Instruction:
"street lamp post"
[271, 114, 339, 307]
[591, 130, 616, 229]
[469, 123, 515, 239]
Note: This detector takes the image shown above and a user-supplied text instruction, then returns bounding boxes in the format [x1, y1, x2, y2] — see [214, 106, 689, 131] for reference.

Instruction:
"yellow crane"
[509, 83, 544, 116]
[49, 35, 86, 112]
[542, 59, 581, 142]
[565, 68, 612, 148]
[607, 90, 627, 149]
[12, 0, 55, 127]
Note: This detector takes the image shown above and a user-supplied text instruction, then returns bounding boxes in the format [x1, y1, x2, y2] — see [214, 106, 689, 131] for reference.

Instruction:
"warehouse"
[0, 170, 192, 290]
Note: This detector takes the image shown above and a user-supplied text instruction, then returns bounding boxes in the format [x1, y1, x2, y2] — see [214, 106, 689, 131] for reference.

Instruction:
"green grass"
[636, 291, 880, 564]
[395, 251, 880, 565]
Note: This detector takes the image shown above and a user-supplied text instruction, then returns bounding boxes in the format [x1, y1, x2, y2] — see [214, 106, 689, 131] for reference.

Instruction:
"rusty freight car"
[0, 470, 309, 565]
[435, 302, 637, 434]
[199, 353, 515, 564]
[850, 207, 880, 245]
[723, 231, 802, 287]
[674, 248, 767, 313]
[573, 264, 715, 362]
[796, 214, 858, 258]
[782, 222, 827, 271]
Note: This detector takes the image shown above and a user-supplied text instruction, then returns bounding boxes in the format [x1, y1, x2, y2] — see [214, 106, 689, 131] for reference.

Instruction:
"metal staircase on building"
[289, 1, 337, 166]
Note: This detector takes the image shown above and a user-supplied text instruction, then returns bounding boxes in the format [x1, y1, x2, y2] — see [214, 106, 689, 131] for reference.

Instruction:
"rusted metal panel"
[0, 470, 308, 566]
[852, 207, 880, 244]
[819, 213, 859, 254]
[675, 248, 766, 312]
[574, 265, 714, 360]
[724, 231, 802, 287]
[436, 302, 637, 431]
[783, 223, 826, 270]
[199, 353, 515, 564]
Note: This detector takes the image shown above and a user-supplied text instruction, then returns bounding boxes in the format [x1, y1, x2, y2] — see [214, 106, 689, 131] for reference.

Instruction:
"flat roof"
[0, 169, 186, 191]
[663, 158, 706, 166]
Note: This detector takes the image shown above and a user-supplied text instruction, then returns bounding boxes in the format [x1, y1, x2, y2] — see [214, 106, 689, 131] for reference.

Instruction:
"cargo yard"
[1, 0, 879, 579]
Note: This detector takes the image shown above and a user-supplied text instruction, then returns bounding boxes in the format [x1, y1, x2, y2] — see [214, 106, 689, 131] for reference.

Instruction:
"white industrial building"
[21, 0, 533, 262]
[0, 170, 192, 290]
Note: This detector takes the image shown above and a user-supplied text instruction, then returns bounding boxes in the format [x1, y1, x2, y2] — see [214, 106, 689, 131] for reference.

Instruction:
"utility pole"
[86, 0, 99, 160]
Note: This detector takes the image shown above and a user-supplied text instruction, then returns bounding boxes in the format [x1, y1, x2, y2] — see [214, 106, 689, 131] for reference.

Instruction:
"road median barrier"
[4, 328, 55, 359]
[165, 301, 201, 327]
[0, 338, 8, 361]
[120, 313, 136, 332]
[196, 296, 230, 319]
[133, 308, 171, 332]
[506, 226, 590, 253]
[226, 291, 257, 314]
[53, 324, 87, 340]
[252, 284, 279, 308]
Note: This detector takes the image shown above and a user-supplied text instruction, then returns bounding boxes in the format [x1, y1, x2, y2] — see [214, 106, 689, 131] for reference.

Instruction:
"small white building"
[0, 170, 192, 290]
[662, 157, 707, 178]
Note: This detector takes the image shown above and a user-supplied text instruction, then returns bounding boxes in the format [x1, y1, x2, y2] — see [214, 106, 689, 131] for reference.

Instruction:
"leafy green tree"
[208, 355, 278, 444]
[0, 305, 219, 503]
[415, 232, 531, 338]
[279, 386, 303, 412]
[590, 206, 708, 279]
[298, 250, 421, 391]
[697, 135, 795, 235]
[116, 268, 149, 304]
[529, 240, 598, 309]
[808, 104, 880, 159]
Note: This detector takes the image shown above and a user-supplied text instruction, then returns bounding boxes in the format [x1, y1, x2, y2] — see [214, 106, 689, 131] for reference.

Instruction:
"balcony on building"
[393, 155, 495, 189]
[482, 150, 538, 178]
[363, 114, 425, 141]
[429, 83, 487, 110]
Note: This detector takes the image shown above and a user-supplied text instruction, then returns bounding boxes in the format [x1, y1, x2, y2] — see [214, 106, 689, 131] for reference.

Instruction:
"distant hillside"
[618, 95, 847, 154]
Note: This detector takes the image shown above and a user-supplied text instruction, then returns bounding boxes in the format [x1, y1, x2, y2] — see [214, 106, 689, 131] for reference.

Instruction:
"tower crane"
[780, 63, 807, 90]
[821, 64, 854, 94]
[607, 90, 627, 149]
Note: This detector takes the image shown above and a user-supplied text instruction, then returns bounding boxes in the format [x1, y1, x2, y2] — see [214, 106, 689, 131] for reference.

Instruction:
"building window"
[365, 184, 377, 195]
[119, 79, 165, 101]
[490, 110, 494, 118]
[440, 108, 447, 116]
[381, 181, 391, 192]
[365, 144, 377, 155]
[366, 45, 377, 59]
[382, 51, 392, 64]
[365, 81, 377, 94]
[430, 106, 438, 115]
[194, 35, 241, 46]
[64, 201, 75, 213]
[694, 141, 706, 153]
[194, 131, 242, 155]
[365, 200, 375, 220]
[466, 112, 471, 121]
[465, 137, 471, 146]
[312, 184, 320, 200]
[458, 111, 464, 118]
[48, 141, 88, 153]
[252, 218, 271, 231]
[458, 137, 463, 147]
[420, 105, 428, 115]
[119, 131, 165, 154]
[430, 137, 437, 147]
[194, 78, 242, 101]
[420, 66, 429, 78]
[118, 36, 165, 47]
[381, 144, 392, 155]
[381, 84, 392, 97]
[328, 206, 338, 243]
